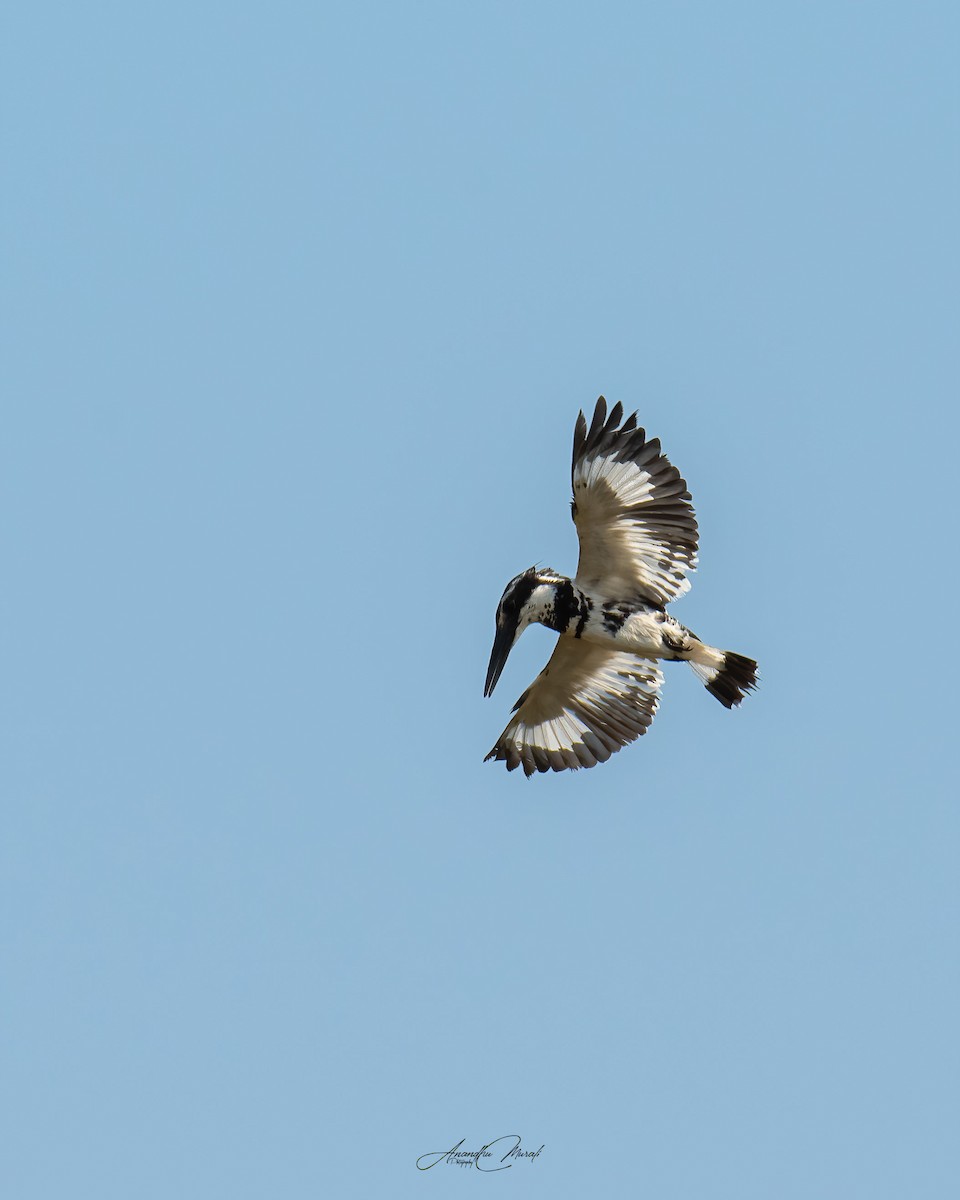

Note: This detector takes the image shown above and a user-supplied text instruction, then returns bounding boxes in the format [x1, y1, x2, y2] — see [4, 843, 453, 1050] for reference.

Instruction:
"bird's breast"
[576, 603, 667, 655]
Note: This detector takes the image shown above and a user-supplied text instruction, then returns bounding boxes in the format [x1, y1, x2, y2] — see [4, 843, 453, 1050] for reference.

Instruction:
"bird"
[484, 396, 758, 776]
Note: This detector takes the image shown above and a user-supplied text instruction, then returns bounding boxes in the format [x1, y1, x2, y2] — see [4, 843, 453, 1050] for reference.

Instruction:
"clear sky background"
[2, 2, 957, 1196]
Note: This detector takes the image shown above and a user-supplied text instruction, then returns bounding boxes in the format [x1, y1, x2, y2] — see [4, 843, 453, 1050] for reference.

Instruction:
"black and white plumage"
[484, 397, 758, 776]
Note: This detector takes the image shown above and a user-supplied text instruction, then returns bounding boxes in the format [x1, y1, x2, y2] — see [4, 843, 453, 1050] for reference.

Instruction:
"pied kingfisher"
[484, 396, 758, 776]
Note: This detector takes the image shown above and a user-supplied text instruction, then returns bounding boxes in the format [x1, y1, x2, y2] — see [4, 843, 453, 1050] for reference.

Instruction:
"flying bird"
[484, 396, 758, 776]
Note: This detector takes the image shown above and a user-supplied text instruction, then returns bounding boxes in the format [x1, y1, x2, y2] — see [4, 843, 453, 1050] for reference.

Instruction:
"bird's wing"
[485, 638, 663, 776]
[572, 396, 698, 605]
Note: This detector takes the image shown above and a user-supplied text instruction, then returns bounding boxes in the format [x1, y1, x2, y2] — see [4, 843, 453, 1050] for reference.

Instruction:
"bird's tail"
[689, 650, 759, 708]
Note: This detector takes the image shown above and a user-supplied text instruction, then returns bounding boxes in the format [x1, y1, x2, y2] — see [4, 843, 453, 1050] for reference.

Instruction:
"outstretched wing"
[572, 396, 698, 605]
[485, 639, 663, 776]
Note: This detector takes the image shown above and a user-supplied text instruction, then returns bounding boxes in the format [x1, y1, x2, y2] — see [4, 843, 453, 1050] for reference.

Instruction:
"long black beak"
[484, 622, 518, 697]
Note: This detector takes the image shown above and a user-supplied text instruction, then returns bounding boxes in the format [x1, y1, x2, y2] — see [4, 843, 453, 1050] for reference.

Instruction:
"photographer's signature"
[416, 1135, 544, 1172]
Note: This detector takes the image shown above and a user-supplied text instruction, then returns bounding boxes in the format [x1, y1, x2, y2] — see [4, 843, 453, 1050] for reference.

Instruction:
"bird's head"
[484, 566, 567, 697]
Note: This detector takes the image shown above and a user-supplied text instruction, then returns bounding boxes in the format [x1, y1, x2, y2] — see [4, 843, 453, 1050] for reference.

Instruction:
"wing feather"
[571, 396, 699, 605]
[485, 639, 663, 776]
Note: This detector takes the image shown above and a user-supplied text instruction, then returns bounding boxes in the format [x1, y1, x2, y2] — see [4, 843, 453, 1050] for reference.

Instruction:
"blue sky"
[2, 2, 957, 1196]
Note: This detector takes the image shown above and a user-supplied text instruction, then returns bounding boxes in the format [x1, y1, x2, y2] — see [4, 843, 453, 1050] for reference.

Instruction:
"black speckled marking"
[600, 601, 632, 636]
[574, 592, 592, 638]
